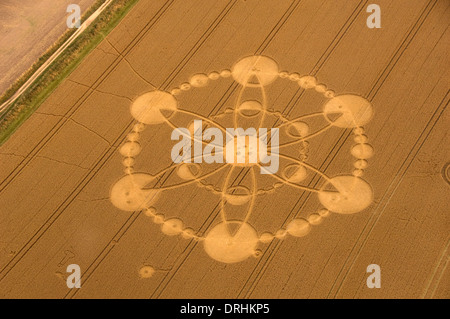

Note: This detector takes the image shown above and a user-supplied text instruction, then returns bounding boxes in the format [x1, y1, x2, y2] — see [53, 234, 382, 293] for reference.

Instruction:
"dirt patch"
[0, 0, 96, 94]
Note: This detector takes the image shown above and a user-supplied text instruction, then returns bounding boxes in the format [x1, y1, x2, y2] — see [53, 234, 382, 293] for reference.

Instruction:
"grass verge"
[0, 0, 139, 146]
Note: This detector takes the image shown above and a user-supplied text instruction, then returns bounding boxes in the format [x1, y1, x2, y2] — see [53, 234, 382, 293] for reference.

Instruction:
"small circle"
[318, 176, 373, 214]
[315, 84, 327, 93]
[352, 169, 364, 177]
[288, 73, 300, 81]
[282, 164, 307, 183]
[259, 232, 274, 243]
[225, 186, 251, 205]
[286, 219, 311, 237]
[286, 121, 310, 138]
[180, 83, 191, 91]
[122, 157, 135, 167]
[204, 222, 259, 263]
[237, 100, 263, 117]
[308, 213, 323, 225]
[144, 207, 156, 217]
[275, 229, 287, 239]
[139, 266, 155, 278]
[127, 132, 139, 142]
[119, 142, 141, 157]
[171, 88, 181, 95]
[208, 72, 220, 80]
[220, 69, 231, 78]
[231, 56, 279, 87]
[131, 91, 177, 125]
[176, 163, 201, 180]
[153, 214, 165, 224]
[161, 218, 184, 236]
[318, 208, 330, 217]
[181, 228, 196, 239]
[354, 159, 368, 169]
[354, 134, 369, 143]
[324, 90, 335, 98]
[323, 94, 373, 128]
[133, 123, 146, 132]
[189, 74, 209, 87]
[351, 143, 374, 159]
[298, 76, 317, 89]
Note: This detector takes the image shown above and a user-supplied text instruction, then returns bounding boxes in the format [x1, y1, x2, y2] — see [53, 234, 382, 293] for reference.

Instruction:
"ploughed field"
[0, 0, 96, 93]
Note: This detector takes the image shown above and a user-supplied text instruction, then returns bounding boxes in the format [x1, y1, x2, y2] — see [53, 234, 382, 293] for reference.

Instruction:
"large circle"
[204, 221, 258, 263]
[318, 175, 373, 214]
[130, 90, 177, 124]
[323, 94, 373, 128]
[110, 174, 160, 211]
[231, 56, 279, 87]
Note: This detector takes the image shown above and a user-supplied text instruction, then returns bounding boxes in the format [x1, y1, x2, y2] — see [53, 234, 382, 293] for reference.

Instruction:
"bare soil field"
[0, 0, 448, 299]
[0, 0, 96, 93]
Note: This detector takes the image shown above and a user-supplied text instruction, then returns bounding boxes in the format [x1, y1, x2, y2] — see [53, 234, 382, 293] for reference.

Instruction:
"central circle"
[223, 133, 267, 166]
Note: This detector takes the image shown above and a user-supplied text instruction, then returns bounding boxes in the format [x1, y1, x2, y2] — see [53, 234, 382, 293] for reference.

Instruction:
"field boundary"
[0, 0, 140, 146]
